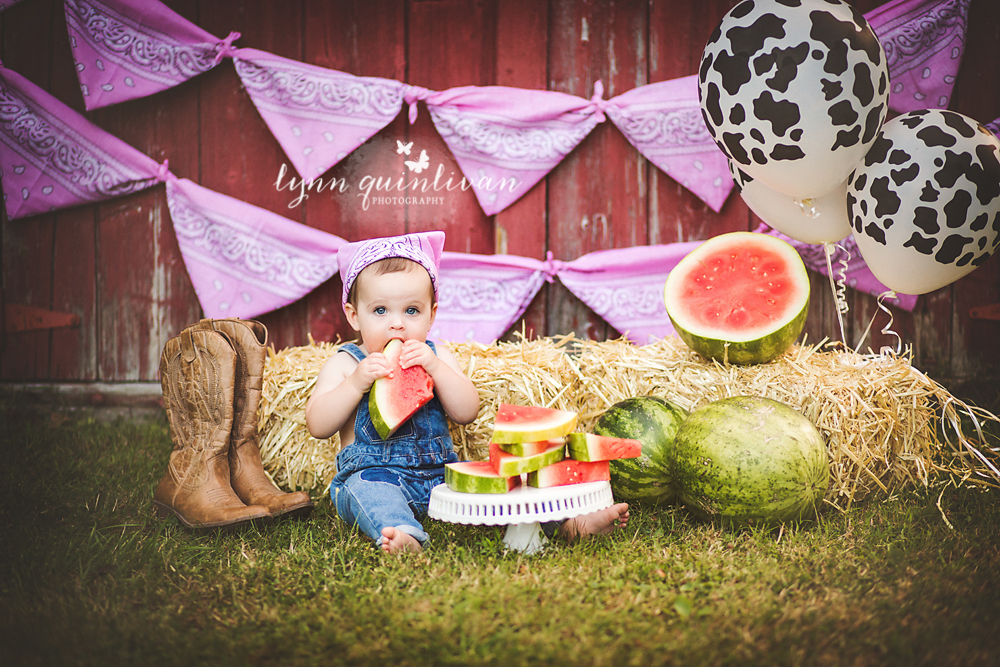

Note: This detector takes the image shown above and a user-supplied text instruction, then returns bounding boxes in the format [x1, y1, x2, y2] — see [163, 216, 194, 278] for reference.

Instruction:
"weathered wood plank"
[546, 0, 648, 340]
[495, 0, 548, 340]
[300, 0, 408, 345]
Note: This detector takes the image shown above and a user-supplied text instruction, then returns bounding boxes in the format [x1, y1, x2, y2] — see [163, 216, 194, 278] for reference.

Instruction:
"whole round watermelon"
[593, 396, 688, 505]
[670, 396, 829, 527]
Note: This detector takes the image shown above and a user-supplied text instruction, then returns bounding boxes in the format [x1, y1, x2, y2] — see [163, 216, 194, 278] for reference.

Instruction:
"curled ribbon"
[214, 31, 241, 65]
[856, 290, 902, 356]
[402, 85, 434, 124]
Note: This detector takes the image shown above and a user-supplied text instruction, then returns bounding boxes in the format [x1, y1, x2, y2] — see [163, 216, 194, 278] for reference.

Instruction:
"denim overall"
[330, 341, 458, 546]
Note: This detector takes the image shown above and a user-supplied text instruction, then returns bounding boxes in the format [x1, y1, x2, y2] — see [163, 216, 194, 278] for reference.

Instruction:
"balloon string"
[823, 242, 849, 346]
[855, 290, 902, 356]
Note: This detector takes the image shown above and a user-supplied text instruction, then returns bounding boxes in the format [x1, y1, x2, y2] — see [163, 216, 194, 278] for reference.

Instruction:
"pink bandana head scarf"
[338, 231, 445, 311]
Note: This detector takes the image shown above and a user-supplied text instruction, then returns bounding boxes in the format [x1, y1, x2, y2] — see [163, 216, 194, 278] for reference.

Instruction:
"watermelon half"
[445, 461, 521, 494]
[527, 459, 610, 488]
[670, 396, 829, 527]
[593, 397, 688, 505]
[663, 232, 809, 365]
[369, 338, 434, 439]
[491, 404, 578, 444]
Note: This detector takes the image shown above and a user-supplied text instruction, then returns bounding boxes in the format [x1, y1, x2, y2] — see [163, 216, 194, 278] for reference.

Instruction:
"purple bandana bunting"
[64, 0, 239, 110]
[233, 48, 408, 179]
[0, 62, 164, 220]
[426, 85, 605, 215]
[605, 76, 733, 213]
[555, 244, 701, 345]
[866, 0, 970, 114]
[432, 252, 547, 343]
[165, 177, 346, 319]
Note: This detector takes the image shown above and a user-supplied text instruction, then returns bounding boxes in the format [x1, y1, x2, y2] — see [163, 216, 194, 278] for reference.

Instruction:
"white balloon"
[729, 160, 851, 244]
[699, 0, 889, 199]
[848, 110, 1000, 295]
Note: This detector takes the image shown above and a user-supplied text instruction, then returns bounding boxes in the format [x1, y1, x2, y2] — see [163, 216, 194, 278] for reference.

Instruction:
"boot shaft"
[159, 327, 238, 455]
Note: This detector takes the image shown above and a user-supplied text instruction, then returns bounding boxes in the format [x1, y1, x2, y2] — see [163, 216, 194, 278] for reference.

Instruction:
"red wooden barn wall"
[2, 0, 999, 392]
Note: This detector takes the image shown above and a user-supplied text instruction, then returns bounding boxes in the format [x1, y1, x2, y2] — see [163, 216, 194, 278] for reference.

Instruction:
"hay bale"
[258, 335, 1000, 507]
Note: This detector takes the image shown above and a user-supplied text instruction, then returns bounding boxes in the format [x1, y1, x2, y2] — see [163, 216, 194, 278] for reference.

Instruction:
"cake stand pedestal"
[427, 481, 613, 554]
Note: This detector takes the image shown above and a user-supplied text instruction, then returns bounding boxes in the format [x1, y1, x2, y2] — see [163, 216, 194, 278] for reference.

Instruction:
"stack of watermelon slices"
[444, 404, 642, 494]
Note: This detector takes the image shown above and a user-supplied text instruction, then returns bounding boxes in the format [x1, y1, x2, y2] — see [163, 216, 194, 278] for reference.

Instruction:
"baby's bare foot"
[380, 526, 423, 554]
[559, 503, 630, 542]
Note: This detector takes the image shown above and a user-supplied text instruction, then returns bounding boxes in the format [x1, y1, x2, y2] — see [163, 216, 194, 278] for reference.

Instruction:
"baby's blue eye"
[406, 306, 419, 315]
[374, 306, 386, 315]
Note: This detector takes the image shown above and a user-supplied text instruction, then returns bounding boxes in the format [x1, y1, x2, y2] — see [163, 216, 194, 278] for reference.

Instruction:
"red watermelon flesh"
[492, 403, 578, 444]
[445, 461, 521, 494]
[489, 441, 565, 477]
[566, 433, 642, 462]
[497, 439, 565, 457]
[527, 459, 610, 488]
[369, 338, 434, 439]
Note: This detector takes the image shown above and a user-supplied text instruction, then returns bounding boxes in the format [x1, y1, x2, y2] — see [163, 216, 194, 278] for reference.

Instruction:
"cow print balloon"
[729, 159, 851, 244]
[848, 110, 1000, 295]
[700, 0, 889, 199]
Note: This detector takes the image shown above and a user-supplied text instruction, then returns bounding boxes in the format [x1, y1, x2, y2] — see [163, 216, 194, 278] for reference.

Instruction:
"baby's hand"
[399, 339, 439, 375]
[349, 353, 392, 393]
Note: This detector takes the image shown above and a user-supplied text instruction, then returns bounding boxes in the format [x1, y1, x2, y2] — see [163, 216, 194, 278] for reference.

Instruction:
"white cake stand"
[428, 480, 614, 554]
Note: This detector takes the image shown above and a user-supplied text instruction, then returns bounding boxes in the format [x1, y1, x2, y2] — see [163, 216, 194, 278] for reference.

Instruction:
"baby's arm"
[305, 351, 392, 439]
[399, 340, 480, 425]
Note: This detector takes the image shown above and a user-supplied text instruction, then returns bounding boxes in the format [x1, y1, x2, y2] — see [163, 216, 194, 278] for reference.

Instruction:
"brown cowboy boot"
[193, 318, 314, 519]
[153, 327, 271, 529]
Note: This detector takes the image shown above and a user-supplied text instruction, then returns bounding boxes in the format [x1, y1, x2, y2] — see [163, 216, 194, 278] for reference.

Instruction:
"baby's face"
[349, 263, 436, 352]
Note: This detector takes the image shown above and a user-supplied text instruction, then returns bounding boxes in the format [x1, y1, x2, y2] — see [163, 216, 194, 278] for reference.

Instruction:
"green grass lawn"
[1, 405, 998, 667]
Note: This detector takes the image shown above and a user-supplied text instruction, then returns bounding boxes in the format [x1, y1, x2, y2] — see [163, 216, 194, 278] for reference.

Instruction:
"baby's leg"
[559, 503, 630, 542]
[332, 468, 430, 550]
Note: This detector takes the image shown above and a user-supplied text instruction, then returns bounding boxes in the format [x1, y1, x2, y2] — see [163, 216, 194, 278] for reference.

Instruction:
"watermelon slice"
[491, 404, 578, 444]
[489, 441, 565, 477]
[527, 459, 610, 488]
[663, 232, 809, 365]
[497, 438, 565, 457]
[369, 339, 435, 439]
[445, 461, 521, 494]
[566, 433, 642, 462]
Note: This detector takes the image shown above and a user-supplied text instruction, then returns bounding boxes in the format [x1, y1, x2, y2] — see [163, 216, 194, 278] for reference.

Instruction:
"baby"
[306, 231, 628, 554]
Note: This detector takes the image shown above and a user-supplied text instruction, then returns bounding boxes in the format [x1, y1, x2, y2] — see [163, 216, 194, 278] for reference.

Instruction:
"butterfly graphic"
[405, 149, 430, 174]
[396, 140, 413, 155]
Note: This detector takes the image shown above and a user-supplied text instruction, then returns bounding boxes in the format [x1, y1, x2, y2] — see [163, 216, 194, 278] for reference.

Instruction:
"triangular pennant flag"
[426, 86, 605, 216]
[431, 252, 547, 343]
[165, 177, 345, 319]
[606, 75, 734, 213]
[867, 0, 970, 114]
[0, 63, 163, 220]
[754, 224, 918, 311]
[64, 0, 238, 110]
[555, 243, 701, 345]
[233, 48, 407, 179]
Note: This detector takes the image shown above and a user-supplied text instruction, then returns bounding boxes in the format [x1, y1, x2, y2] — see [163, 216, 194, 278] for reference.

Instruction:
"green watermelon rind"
[667, 302, 808, 366]
[663, 232, 810, 366]
[445, 462, 513, 494]
[566, 432, 642, 462]
[492, 443, 566, 477]
[670, 396, 830, 527]
[498, 439, 565, 457]
[592, 396, 688, 505]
